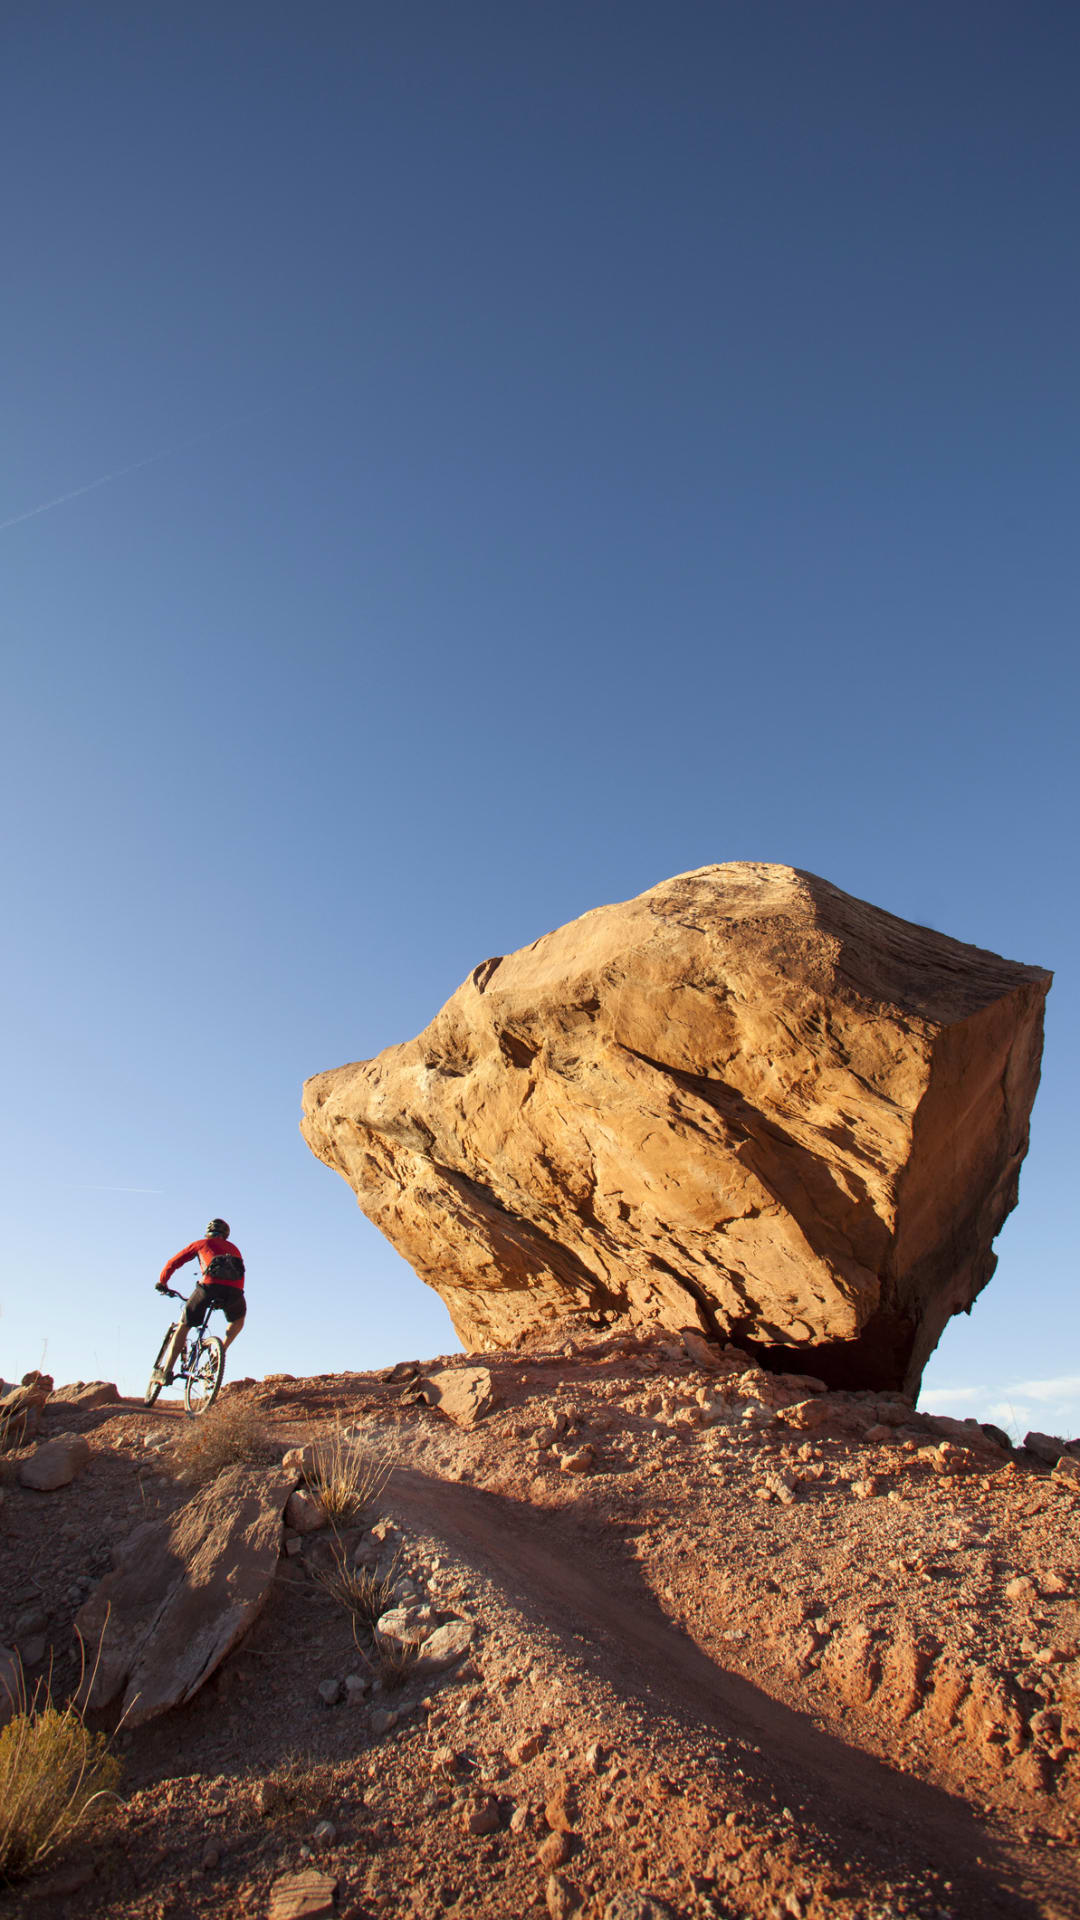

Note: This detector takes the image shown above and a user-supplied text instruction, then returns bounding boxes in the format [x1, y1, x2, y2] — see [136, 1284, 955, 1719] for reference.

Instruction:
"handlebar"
[158, 1286, 186, 1301]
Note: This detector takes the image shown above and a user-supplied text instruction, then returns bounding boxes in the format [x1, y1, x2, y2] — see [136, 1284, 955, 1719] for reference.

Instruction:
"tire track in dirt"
[390, 1467, 1078, 1920]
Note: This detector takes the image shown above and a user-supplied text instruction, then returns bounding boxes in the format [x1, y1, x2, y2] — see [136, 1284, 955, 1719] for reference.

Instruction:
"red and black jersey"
[159, 1237, 246, 1290]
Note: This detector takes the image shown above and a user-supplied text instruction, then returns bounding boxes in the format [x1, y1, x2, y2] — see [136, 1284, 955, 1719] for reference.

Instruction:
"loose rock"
[18, 1433, 91, 1492]
[267, 1868, 339, 1920]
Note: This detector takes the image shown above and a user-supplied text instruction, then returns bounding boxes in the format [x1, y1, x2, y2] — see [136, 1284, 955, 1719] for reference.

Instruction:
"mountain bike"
[144, 1286, 226, 1417]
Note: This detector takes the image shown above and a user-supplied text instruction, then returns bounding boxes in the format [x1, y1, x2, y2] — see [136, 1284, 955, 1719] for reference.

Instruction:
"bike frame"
[150, 1284, 228, 1415]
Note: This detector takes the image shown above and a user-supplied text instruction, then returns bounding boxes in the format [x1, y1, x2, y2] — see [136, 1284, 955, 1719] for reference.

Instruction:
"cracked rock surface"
[301, 863, 1049, 1393]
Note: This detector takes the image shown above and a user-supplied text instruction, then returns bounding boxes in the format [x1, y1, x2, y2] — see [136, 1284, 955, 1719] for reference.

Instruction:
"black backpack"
[205, 1253, 244, 1283]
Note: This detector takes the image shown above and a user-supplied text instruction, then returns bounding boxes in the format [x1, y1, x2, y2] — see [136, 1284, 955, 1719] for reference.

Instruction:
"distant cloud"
[918, 1384, 986, 1409]
[919, 1375, 1080, 1442]
[1006, 1375, 1080, 1402]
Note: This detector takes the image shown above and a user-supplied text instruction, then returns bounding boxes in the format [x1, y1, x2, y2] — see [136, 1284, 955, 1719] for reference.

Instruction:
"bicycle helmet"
[206, 1218, 230, 1238]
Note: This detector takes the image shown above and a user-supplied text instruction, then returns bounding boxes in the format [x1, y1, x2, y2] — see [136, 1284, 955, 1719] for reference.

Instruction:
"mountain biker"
[151, 1218, 247, 1386]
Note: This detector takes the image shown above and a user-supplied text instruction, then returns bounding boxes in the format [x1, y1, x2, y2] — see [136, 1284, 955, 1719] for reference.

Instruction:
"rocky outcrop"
[49, 1381, 119, 1410]
[0, 1373, 54, 1443]
[302, 863, 1050, 1393]
[75, 1465, 293, 1724]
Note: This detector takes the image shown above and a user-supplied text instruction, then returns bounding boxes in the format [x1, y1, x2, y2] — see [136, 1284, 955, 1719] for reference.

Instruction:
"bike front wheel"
[184, 1333, 224, 1417]
[144, 1325, 177, 1406]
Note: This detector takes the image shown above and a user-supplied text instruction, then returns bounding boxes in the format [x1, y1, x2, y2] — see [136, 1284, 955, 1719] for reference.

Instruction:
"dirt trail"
[390, 1466, 1079, 1920]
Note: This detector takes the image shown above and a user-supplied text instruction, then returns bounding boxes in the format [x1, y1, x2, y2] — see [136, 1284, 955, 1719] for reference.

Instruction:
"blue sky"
[2, 4, 1076, 1430]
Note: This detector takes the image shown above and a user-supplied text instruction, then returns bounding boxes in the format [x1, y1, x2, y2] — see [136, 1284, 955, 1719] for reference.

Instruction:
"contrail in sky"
[0, 419, 245, 533]
[77, 1185, 166, 1194]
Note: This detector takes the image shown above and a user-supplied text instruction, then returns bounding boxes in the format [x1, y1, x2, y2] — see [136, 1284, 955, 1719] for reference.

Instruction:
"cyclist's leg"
[159, 1287, 206, 1377]
[223, 1313, 245, 1351]
[219, 1288, 246, 1352]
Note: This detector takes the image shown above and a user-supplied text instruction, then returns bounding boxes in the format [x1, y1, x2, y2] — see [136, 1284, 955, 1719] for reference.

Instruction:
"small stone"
[583, 1740, 604, 1772]
[545, 1775, 578, 1833]
[547, 1873, 583, 1920]
[851, 1477, 880, 1500]
[311, 1820, 336, 1846]
[267, 1868, 339, 1920]
[370, 1707, 398, 1737]
[464, 1794, 501, 1836]
[1025, 1431, 1066, 1465]
[1052, 1456, 1080, 1490]
[201, 1844, 220, 1871]
[13, 1608, 47, 1640]
[1005, 1576, 1035, 1601]
[765, 1469, 798, 1504]
[283, 1532, 303, 1557]
[375, 1603, 436, 1648]
[256, 1778, 286, 1816]
[344, 1672, 370, 1704]
[285, 1489, 327, 1533]
[317, 1678, 341, 1707]
[559, 1445, 596, 1475]
[509, 1805, 530, 1834]
[603, 1895, 677, 1920]
[508, 1730, 545, 1765]
[538, 1829, 573, 1869]
[415, 1619, 474, 1674]
[18, 1636, 47, 1667]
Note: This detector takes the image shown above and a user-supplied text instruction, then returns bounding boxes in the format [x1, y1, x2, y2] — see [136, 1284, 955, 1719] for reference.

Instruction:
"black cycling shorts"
[184, 1282, 246, 1328]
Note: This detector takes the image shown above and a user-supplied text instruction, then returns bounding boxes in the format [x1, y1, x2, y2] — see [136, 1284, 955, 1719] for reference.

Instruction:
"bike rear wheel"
[144, 1324, 177, 1407]
[184, 1333, 224, 1417]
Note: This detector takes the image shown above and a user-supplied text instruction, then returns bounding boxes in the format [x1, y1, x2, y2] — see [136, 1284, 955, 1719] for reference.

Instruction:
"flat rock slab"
[268, 1869, 339, 1919]
[303, 862, 1051, 1394]
[18, 1433, 91, 1490]
[418, 1366, 499, 1427]
[49, 1381, 119, 1409]
[75, 1464, 293, 1725]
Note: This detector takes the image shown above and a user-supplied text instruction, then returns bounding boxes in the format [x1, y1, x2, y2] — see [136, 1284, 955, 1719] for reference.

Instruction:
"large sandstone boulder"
[301, 864, 1050, 1394]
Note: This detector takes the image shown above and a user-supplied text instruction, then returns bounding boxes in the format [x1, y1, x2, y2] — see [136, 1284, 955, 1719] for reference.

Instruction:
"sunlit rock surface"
[302, 863, 1050, 1393]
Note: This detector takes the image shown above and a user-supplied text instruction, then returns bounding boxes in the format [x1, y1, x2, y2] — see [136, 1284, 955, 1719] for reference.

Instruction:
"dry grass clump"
[0, 1405, 29, 1463]
[254, 1752, 336, 1821]
[311, 1549, 401, 1632]
[374, 1634, 421, 1692]
[0, 1676, 121, 1883]
[170, 1398, 281, 1486]
[304, 1425, 392, 1526]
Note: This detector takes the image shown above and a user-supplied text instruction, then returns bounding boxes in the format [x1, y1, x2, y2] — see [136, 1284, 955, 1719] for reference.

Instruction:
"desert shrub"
[170, 1398, 280, 1486]
[0, 1405, 29, 1459]
[254, 1753, 335, 1821]
[304, 1426, 392, 1527]
[311, 1547, 402, 1634]
[0, 1679, 121, 1883]
[374, 1634, 421, 1692]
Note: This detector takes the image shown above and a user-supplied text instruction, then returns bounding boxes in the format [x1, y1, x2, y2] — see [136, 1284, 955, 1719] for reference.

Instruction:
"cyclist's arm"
[158, 1241, 203, 1287]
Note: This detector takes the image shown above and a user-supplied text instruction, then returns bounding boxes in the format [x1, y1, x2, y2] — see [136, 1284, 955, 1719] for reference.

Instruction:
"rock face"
[301, 863, 1050, 1394]
[75, 1465, 292, 1725]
